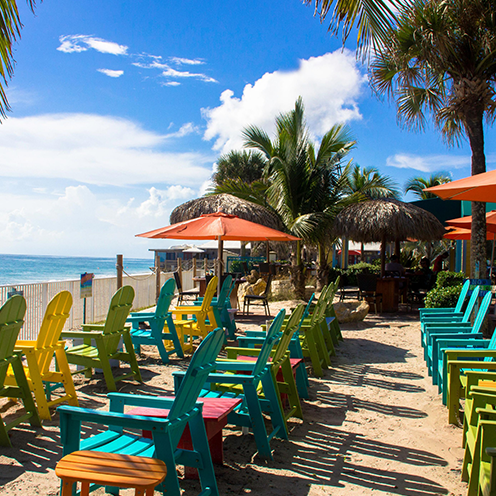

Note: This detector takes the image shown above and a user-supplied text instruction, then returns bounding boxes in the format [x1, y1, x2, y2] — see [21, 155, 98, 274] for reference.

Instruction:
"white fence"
[0, 269, 197, 340]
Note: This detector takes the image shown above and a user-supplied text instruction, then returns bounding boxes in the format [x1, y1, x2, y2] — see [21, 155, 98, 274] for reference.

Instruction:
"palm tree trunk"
[291, 240, 306, 299]
[465, 111, 487, 279]
[316, 242, 328, 291]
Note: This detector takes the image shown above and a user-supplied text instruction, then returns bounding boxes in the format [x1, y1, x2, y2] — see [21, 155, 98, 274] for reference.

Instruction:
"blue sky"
[0, 0, 493, 260]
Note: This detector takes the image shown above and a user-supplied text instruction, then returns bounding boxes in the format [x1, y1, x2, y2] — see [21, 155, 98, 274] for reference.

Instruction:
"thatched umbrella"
[333, 199, 445, 276]
[170, 194, 283, 259]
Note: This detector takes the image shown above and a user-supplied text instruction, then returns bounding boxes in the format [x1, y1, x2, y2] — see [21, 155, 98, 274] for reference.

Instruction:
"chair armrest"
[446, 349, 496, 360]
[127, 313, 156, 321]
[60, 330, 104, 338]
[107, 392, 177, 410]
[225, 347, 261, 359]
[81, 324, 105, 331]
[214, 360, 257, 372]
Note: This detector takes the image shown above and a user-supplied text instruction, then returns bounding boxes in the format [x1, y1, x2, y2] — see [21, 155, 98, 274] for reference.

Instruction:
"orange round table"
[55, 450, 167, 496]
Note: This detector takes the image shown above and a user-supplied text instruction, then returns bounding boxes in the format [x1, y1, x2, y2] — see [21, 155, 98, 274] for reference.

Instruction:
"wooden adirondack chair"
[459, 386, 496, 495]
[5, 291, 78, 420]
[170, 276, 218, 353]
[238, 296, 314, 399]
[0, 295, 41, 446]
[323, 277, 343, 344]
[194, 275, 237, 340]
[429, 290, 492, 393]
[126, 278, 184, 363]
[61, 286, 142, 391]
[423, 286, 481, 373]
[174, 309, 288, 460]
[57, 327, 225, 496]
[437, 292, 496, 424]
[224, 304, 306, 428]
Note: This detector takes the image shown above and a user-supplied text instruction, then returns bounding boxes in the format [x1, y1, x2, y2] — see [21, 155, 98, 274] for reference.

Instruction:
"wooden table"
[192, 276, 207, 297]
[376, 277, 405, 312]
[129, 396, 242, 479]
[55, 450, 167, 496]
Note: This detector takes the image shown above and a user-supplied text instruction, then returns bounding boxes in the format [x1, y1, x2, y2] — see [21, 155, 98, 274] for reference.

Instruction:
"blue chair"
[422, 286, 480, 371]
[126, 278, 184, 363]
[57, 327, 225, 496]
[174, 309, 287, 460]
[419, 279, 470, 319]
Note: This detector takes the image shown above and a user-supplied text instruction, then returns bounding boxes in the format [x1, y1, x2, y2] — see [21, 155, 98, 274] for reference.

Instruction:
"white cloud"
[0, 114, 213, 187]
[203, 50, 366, 153]
[97, 69, 124, 78]
[58, 35, 128, 55]
[162, 81, 181, 87]
[0, 185, 198, 257]
[386, 153, 470, 172]
[134, 60, 217, 83]
[169, 57, 205, 66]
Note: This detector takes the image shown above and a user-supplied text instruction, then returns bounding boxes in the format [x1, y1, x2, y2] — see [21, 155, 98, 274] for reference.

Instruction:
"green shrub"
[435, 271, 465, 289]
[424, 284, 462, 308]
[328, 263, 380, 286]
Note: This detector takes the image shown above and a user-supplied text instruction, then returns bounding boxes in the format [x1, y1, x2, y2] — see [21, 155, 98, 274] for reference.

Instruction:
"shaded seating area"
[243, 273, 272, 316]
[173, 270, 200, 304]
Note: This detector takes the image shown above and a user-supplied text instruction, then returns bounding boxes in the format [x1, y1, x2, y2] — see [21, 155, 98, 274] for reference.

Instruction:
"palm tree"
[343, 163, 400, 200]
[304, 0, 404, 52]
[370, 0, 496, 279]
[243, 97, 355, 297]
[0, 1, 36, 119]
[404, 174, 452, 200]
[212, 150, 266, 187]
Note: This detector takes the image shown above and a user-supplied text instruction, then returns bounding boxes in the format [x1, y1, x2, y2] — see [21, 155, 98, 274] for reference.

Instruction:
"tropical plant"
[370, 0, 496, 279]
[343, 163, 400, 200]
[243, 97, 356, 297]
[404, 173, 452, 200]
[0, 1, 36, 119]
[304, 0, 404, 53]
[212, 150, 266, 187]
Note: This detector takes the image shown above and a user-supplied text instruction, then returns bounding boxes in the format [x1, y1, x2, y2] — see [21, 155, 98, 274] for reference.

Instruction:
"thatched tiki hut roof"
[170, 194, 282, 230]
[333, 199, 445, 276]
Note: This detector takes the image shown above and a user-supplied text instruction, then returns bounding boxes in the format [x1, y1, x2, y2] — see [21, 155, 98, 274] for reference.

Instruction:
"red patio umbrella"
[137, 212, 300, 292]
[424, 169, 496, 202]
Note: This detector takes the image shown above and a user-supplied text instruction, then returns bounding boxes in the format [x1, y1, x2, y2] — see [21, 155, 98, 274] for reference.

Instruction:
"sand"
[0, 300, 468, 496]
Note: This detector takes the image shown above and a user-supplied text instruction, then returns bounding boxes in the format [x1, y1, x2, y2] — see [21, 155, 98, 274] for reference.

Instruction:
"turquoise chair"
[127, 278, 184, 363]
[430, 291, 492, 396]
[57, 327, 225, 496]
[419, 279, 470, 319]
[237, 294, 315, 399]
[422, 286, 480, 371]
[174, 309, 287, 460]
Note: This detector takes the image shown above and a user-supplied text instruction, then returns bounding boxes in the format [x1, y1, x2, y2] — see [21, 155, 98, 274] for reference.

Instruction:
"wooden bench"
[55, 450, 167, 496]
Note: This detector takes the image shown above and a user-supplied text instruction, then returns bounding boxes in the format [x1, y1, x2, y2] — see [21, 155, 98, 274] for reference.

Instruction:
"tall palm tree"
[370, 0, 496, 278]
[404, 173, 452, 200]
[0, 1, 36, 119]
[243, 97, 355, 297]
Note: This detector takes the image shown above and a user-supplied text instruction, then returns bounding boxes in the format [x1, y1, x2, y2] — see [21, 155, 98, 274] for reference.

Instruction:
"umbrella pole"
[217, 235, 223, 295]
[491, 234, 495, 279]
[380, 236, 386, 278]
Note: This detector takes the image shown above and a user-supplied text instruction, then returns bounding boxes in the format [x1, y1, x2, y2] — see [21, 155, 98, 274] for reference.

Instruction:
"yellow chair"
[170, 276, 218, 353]
[6, 291, 78, 420]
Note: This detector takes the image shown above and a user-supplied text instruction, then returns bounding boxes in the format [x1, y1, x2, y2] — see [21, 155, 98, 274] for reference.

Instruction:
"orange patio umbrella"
[137, 212, 300, 291]
[424, 169, 496, 202]
[446, 210, 496, 233]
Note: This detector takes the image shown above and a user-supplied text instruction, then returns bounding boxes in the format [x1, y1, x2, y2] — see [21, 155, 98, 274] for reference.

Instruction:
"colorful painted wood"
[55, 450, 167, 496]
[6, 291, 78, 420]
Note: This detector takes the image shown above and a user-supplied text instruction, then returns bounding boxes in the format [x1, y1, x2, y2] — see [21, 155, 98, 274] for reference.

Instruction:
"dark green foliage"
[329, 262, 380, 286]
[424, 284, 462, 308]
[435, 271, 465, 289]
[212, 150, 266, 186]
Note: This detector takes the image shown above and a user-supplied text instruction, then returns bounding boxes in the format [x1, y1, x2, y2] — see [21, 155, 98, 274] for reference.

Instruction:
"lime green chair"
[61, 286, 142, 391]
[0, 295, 41, 446]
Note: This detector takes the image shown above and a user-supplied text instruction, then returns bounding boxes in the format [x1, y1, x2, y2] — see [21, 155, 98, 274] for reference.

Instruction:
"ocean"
[0, 254, 153, 286]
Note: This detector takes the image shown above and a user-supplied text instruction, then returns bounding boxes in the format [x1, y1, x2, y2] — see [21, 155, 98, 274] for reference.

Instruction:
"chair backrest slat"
[272, 304, 305, 364]
[200, 276, 218, 313]
[455, 280, 471, 313]
[155, 278, 176, 320]
[103, 286, 135, 352]
[0, 295, 26, 384]
[463, 286, 480, 323]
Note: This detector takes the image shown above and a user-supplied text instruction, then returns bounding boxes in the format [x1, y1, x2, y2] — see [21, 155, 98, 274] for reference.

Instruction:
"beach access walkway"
[0, 301, 466, 496]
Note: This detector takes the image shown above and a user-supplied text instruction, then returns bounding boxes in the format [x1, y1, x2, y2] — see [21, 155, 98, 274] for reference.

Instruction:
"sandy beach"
[0, 300, 467, 496]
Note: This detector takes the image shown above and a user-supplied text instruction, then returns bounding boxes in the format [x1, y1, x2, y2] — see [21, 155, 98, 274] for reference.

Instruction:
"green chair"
[127, 278, 184, 363]
[57, 327, 225, 496]
[0, 295, 41, 446]
[61, 286, 142, 391]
